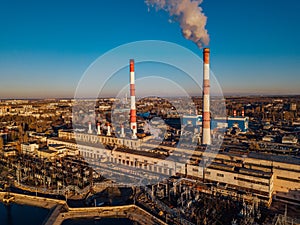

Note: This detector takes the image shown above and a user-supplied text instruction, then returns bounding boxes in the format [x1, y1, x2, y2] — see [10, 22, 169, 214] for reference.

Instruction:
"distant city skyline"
[0, 0, 299, 98]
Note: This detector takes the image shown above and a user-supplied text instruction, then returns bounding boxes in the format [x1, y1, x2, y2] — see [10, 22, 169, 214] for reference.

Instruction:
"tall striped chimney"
[130, 59, 137, 139]
[202, 48, 211, 145]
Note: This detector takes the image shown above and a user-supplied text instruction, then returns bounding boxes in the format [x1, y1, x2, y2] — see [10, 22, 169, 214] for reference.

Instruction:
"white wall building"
[21, 143, 39, 155]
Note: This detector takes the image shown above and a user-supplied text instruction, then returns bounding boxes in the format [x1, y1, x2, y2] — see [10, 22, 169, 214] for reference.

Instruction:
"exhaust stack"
[120, 124, 125, 138]
[107, 124, 111, 136]
[130, 59, 137, 139]
[97, 122, 101, 135]
[88, 121, 92, 134]
[202, 48, 211, 145]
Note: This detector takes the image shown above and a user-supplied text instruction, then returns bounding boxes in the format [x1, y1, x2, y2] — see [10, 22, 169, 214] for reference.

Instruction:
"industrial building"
[182, 115, 249, 132]
[47, 129, 300, 206]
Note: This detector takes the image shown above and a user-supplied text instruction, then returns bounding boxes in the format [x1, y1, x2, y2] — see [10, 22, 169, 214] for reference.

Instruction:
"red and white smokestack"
[241, 109, 245, 117]
[233, 109, 237, 117]
[107, 123, 111, 136]
[120, 124, 125, 138]
[88, 121, 92, 134]
[202, 48, 211, 145]
[130, 59, 137, 139]
[97, 122, 101, 135]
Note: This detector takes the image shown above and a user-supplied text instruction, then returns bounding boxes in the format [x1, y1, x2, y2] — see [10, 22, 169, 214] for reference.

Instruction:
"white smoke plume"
[146, 0, 209, 48]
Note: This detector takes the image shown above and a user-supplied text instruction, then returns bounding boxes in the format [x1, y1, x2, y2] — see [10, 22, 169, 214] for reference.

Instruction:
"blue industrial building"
[182, 115, 249, 132]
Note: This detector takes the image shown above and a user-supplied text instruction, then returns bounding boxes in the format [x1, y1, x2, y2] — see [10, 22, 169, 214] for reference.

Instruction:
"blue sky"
[0, 0, 299, 98]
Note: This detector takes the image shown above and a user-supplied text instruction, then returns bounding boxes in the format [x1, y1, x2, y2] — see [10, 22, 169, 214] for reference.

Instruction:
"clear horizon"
[1, 93, 300, 101]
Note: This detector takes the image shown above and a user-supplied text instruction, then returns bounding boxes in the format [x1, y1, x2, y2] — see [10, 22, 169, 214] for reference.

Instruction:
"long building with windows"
[47, 130, 300, 206]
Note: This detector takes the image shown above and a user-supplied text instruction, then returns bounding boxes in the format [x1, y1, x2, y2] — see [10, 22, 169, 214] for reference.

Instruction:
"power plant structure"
[129, 59, 137, 139]
[50, 48, 300, 210]
[85, 48, 250, 143]
[127, 49, 213, 143]
[87, 50, 214, 143]
[202, 48, 211, 145]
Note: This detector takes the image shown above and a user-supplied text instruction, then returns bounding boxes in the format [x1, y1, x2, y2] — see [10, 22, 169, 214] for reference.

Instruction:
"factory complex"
[44, 49, 299, 208]
[1, 48, 300, 224]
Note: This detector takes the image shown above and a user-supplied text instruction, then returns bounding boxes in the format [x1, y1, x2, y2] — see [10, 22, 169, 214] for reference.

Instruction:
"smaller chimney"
[97, 122, 101, 135]
[120, 124, 125, 138]
[88, 121, 92, 134]
[107, 124, 111, 136]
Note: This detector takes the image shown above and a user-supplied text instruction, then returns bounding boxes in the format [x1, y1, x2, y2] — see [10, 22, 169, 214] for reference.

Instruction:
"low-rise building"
[262, 135, 276, 142]
[21, 143, 39, 155]
[2, 149, 17, 157]
[37, 148, 57, 159]
[282, 135, 298, 144]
